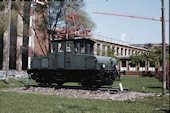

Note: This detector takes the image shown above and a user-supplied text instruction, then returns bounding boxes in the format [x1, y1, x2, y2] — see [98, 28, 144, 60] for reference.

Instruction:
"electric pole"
[5, 0, 11, 84]
[161, 0, 166, 95]
[26, 0, 44, 87]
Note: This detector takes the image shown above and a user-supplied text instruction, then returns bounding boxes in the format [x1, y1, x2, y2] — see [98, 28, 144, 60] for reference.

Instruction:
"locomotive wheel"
[57, 82, 64, 86]
[47, 82, 52, 86]
[95, 84, 101, 88]
[39, 82, 48, 86]
[81, 80, 93, 88]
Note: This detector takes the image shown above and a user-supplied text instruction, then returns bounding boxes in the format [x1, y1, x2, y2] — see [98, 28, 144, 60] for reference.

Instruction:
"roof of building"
[131, 43, 169, 49]
[92, 37, 148, 51]
[51, 37, 95, 43]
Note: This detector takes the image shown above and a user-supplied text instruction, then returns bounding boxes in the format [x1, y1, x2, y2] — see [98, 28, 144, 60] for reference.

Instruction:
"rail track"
[28, 85, 129, 93]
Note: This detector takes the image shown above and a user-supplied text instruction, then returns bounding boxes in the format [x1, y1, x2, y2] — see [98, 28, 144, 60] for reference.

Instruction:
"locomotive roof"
[51, 37, 95, 43]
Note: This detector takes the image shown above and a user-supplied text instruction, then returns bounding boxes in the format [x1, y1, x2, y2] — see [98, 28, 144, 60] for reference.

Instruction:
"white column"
[114, 46, 117, 55]
[93, 43, 97, 55]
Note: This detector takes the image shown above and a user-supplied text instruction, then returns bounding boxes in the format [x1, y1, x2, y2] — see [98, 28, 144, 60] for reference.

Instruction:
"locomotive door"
[65, 41, 73, 69]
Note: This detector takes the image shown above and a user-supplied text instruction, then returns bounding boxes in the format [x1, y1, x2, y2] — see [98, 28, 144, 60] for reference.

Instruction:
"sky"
[84, 0, 169, 44]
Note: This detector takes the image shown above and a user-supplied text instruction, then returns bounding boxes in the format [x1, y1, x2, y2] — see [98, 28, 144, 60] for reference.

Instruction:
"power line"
[92, 33, 133, 45]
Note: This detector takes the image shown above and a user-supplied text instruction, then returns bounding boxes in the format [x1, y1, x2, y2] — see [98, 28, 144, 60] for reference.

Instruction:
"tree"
[106, 45, 119, 62]
[130, 47, 169, 66]
[0, 1, 8, 35]
[0, 0, 96, 70]
[1, 1, 29, 70]
[0, 1, 9, 70]
[16, 1, 24, 71]
[130, 54, 146, 65]
[147, 47, 169, 66]
[130, 46, 170, 88]
[107, 45, 115, 57]
[34, 0, 95, 55]
[79, 9, 95, 31]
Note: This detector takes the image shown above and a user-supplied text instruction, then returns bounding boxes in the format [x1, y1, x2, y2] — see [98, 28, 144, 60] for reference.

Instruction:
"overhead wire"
[92, 33, 133, 45]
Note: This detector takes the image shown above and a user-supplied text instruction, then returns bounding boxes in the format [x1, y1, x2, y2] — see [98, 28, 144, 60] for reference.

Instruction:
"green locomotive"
[27, 37, 119, 87]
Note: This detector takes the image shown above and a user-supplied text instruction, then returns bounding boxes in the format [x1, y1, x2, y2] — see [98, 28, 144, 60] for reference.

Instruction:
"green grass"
[0, 79, 37, 90]
[0, 76, 167, 93]
[0, 76, 169, 113]
[112, 76, 169, 93]
[0, 91, 169, 113]
[65, 76, 169, 93]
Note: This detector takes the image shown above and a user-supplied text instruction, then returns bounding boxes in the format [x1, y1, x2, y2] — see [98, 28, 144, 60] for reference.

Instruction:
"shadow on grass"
[160, 109, 170, 113]
[147, 86, 162, 89]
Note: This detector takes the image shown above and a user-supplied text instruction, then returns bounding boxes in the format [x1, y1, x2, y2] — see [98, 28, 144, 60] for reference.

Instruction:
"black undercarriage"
[28, 69, 116, 87]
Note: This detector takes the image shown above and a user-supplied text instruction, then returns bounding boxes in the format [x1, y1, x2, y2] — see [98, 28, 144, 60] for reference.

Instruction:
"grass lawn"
[0, 76, 169, 113]
[112, 76, 170, 93]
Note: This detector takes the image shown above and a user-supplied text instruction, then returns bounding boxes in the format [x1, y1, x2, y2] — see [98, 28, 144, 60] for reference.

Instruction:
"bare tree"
[0, 0, 96, 70]
[2, 4, 8, 70]
[16, 2, 24, 71]
[2, 30, 8, 70]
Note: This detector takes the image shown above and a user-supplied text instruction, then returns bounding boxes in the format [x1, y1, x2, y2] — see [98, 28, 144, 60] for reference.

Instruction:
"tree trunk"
[2, 4, 8, 70]
[16, 2, 24, 71]
[2, 30, 8, 70]
[16, 13, 23, 71]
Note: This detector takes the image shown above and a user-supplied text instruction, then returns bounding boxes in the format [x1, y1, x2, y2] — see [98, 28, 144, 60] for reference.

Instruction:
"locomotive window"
[85, 43, 88, 54]
[66, 43, 71, 52]
[58, 43, 64, 52]
[74, 43, 78, 53]
[90, 44, 93, 54]
[80, 42, 85, 53]
[51, 43, 55, 53]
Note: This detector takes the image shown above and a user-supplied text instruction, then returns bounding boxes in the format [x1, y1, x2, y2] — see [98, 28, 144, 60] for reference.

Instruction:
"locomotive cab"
[50, 37, 95, 55]
[49, 38, 96, 70]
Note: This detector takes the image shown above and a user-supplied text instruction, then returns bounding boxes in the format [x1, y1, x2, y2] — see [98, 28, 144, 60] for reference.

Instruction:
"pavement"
[0, 70, 28, 79]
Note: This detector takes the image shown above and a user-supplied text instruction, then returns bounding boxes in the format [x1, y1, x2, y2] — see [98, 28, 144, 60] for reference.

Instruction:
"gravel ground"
[5, 86, 156, 101]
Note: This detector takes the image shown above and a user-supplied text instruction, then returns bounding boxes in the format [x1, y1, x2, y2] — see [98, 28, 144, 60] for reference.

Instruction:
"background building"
[92, 37, 152, 75]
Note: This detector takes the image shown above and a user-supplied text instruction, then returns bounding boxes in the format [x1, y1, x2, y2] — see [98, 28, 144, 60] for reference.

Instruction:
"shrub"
[154, 62, 169, 89]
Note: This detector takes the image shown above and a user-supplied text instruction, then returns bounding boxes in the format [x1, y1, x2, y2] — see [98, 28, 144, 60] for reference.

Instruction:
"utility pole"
[27, 1, 34, 70]
[5, 0, 11, 84]
[161, 0, 166, 95]
[26, 0, 44, 87]
[28, 0, 44, 70]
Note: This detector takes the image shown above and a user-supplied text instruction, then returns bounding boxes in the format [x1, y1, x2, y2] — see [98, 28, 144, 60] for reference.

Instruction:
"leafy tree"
[0, 1, 10, 35]
[130, 54, 146, 65]
[130, 47, 169, 66]
[102, 51, 106, 56]
[106, 45, 119, 62]
[79, 9, 95, 31]
[107, 45, 115, 57]
[147, 47, 169, 66]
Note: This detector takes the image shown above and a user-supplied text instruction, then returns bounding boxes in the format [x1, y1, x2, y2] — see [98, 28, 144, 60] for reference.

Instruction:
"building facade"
[92, 37, 155, 75]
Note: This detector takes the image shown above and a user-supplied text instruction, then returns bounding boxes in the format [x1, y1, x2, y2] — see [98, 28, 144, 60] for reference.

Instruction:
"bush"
[154, 62, 169, 89]
[141, 71, 154, 77]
